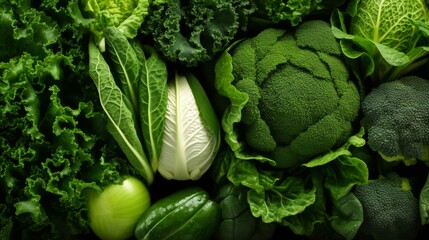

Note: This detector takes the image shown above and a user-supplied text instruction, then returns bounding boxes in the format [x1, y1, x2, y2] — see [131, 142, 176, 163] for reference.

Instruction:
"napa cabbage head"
[158, 72, 221, 180]
[331, 0, 429, 84]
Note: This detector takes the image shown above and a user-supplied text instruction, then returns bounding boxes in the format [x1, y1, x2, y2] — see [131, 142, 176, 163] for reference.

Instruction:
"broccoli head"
[228, 20, 361, 168]
[362, 76, 429, 166]
[353, 173, 421, 240]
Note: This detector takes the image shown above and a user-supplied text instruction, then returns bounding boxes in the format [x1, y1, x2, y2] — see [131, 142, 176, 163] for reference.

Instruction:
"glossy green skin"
[134, 187, 221, 240]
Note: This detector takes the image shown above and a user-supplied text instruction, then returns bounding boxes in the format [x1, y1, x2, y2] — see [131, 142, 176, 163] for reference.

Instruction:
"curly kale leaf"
[143, 0, 256, 66]
[0, 1, 134, 239]
[254, 0, 346, 26]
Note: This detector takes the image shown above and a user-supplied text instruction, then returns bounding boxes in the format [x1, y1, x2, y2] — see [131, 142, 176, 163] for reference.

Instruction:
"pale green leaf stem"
[88, 41, 153, 185]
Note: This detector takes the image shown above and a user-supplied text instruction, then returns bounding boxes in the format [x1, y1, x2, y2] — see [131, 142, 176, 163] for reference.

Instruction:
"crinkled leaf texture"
[254, 0, 346, 26]
[211, 129, 367, 237]
[330, 0, 429, 83]
[91, 26, 169, 183]
[135, 43, 169, 172]
[83, 0, 153, 50]
[158, 73, 220, 180]
[0, 1, 136, 239]
[143, 0, 256, 66]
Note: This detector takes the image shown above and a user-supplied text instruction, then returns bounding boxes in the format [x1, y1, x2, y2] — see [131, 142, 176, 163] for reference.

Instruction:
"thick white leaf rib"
[158, 74, 217, 180]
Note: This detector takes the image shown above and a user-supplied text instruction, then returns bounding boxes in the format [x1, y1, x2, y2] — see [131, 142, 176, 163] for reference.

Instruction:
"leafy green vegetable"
[89, 27, 171, 184]
[89, 40, 155, 184]
[253, 0, 346, 26]
[212, 129, 367, 238]
[213, 182, 276, 240]
[212, 24, 366, 237]
[0, 2, 133, 239]
[158, 72, 221, 180]
[82, 0, 153, 51]
[330, 192, 363, 240]
[135, 43, 169, 171]
[142, 0, 256, 66]
[331, 0, 429, 84]
[90, 25, 221, 181]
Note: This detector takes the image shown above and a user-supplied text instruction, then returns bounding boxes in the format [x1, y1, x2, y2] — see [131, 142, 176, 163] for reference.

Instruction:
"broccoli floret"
[229, 20, 361, 168]
[362, 76, 429, 166]
[353, 173, 421, 240]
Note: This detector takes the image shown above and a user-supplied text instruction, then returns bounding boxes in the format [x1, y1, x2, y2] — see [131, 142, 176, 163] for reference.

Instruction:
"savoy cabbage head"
[331, 0, 429, 85]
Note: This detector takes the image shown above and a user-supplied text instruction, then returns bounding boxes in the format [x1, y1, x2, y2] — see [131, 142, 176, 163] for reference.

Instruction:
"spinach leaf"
[330, 192, 363, 240]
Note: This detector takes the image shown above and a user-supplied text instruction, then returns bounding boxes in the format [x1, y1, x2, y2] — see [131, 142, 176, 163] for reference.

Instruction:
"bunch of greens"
[3, 0, 429, 239]
[212, 130, 367, 239]
[331, 0, 429, 85]
[88, 27, 168, 185]
[0, 0, 135, 239]
[88, 26, 221, 182]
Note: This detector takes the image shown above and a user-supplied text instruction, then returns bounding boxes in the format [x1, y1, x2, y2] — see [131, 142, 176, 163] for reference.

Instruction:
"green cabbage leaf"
[331, 0, 429, 84]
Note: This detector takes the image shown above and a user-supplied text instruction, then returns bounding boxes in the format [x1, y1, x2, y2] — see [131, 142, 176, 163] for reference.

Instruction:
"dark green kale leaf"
[143, 0, 256, 66]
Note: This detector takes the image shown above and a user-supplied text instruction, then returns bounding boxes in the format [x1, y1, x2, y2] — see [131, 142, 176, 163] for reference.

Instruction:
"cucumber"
[134, 187, 220, 240]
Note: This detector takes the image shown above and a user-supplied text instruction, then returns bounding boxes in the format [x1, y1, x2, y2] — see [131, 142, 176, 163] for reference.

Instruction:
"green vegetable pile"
[1, 0, 429, 239]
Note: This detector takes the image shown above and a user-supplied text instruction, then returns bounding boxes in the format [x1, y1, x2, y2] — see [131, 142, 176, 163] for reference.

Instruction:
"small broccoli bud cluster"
[354, 175, 421, 240]
[362, 76, 429, 166]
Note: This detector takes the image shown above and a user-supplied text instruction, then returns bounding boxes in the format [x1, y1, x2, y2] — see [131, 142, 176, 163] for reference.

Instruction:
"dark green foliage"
[143, 0, 256, 66]
[213, 182, 277, 240]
